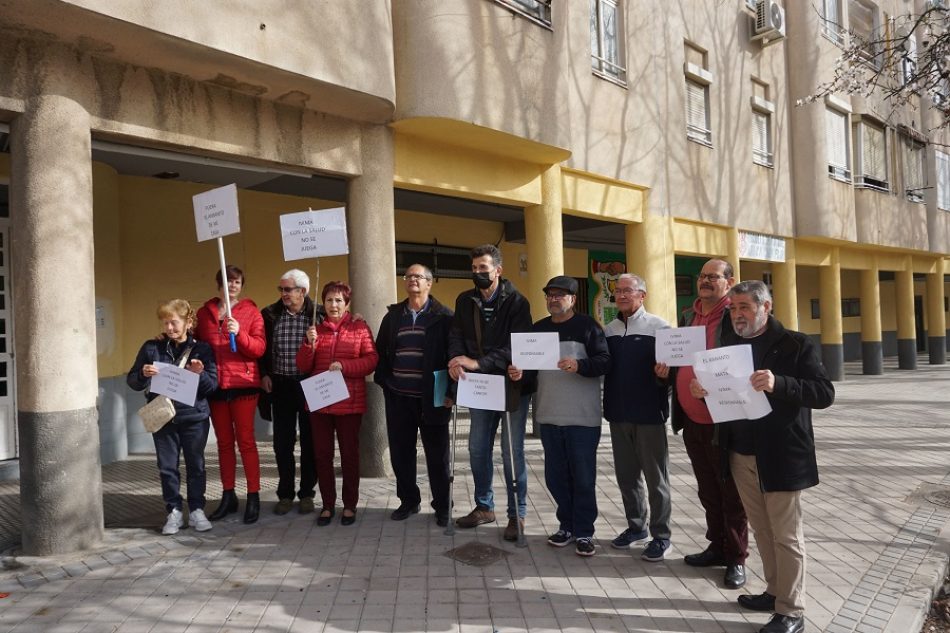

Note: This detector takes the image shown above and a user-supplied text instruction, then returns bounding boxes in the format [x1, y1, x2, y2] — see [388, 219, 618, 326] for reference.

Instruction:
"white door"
[0, 219, 17, 460]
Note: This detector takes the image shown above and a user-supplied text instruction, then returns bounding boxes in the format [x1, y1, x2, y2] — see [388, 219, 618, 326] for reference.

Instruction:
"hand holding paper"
[692, 345, 772, 423]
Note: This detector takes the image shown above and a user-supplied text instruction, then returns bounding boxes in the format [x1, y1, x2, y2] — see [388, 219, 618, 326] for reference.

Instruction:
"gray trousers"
[609, 422, 672, 539]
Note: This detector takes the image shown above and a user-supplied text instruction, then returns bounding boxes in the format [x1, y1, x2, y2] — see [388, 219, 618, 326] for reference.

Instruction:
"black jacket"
[374, 295, 454, 425]
[448, 278, 533, 411]
[127, 335, 218, 423]
[720, 317, 835, 492]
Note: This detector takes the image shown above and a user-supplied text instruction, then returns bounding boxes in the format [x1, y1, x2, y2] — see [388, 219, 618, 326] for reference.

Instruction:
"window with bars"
[590, 0, 626, 84]
[822, 0, 845, 44]
[492, 0, 552, 26]
[937, 151, 950, 210]
[854, 120, 888, 191]
[825, 107, 851, 181]
[901, 135, 925, 202]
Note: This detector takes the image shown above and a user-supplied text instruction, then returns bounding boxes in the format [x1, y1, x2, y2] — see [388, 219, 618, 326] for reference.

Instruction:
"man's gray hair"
[407, 263, 433, 280]
[729, 280, 772, 306]
[281, 269, 310, 293]
[618, 273, 647, 293]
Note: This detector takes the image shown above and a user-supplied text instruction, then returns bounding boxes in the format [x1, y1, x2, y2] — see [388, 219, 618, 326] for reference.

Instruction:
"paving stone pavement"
[0, 356, 948, 632]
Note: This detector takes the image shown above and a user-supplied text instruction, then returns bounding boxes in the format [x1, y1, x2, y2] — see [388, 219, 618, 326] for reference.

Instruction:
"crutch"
[444, 404, 458, 536]
[504, 409, 527, 548]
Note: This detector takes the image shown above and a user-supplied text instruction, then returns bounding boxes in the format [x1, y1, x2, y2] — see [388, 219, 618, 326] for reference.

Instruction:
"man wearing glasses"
[259, 269, 323, 516]
[656, 258, 748, 590]
[374, 264, 455, 526]
[603, 274, 673, 563]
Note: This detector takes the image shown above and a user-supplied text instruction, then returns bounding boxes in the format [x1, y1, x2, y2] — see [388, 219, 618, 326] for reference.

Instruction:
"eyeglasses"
[403, 274, 431, 281]
[277, 286, 300, 293]
[698, 273, 725, 281]
[615, 287, 643, 296]
[545, 292, 569, 300]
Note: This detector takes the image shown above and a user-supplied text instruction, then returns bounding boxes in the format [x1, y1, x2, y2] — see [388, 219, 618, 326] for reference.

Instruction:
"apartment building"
[0, 0, 946, 553]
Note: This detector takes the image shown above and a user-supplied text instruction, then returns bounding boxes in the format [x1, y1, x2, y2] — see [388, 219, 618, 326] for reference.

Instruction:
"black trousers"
[271, 374, 316, 501]
[384, 391, 450, 513]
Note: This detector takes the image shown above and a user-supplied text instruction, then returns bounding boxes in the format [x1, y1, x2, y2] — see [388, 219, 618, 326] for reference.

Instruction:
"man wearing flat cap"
[508, 275, 611, 556]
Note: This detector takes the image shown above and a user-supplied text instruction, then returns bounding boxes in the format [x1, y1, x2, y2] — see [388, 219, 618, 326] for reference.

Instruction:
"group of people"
[127, 246, 833, 633]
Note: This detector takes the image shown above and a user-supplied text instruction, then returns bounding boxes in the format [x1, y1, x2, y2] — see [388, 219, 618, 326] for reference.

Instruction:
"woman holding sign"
[127, 299, 218, 536]
[296, 281, 378, 526]
[196, 264, 267, 525]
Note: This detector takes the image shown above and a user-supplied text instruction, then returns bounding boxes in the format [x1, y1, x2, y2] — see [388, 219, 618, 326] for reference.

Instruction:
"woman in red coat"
[195, 264, 267, 524]
[296, 281, 378, 526]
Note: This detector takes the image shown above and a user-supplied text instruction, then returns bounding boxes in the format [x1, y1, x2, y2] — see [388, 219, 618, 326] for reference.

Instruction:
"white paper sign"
[300, 370, 351, 412]
[655, 326, 706, 366]
[150, 362, 200, 407]
[193, 184, 241, 242]
[511, 332, 560, 370]
[456, 372, 506, 412]
[692, 345, 772, 423]
[280, 208, 349, 261]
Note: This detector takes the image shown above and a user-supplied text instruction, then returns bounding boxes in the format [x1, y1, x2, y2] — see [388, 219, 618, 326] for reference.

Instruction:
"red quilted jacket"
[195, 297, 266, 390]
[295, 313, 378, 414]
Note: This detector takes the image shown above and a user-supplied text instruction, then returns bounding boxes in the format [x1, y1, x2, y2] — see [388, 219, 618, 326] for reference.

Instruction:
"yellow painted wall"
[672, 220, 730, 258]
[92, 162, 125, 377]
[840, 269, 862, 335]
[797, 266, 820, 335]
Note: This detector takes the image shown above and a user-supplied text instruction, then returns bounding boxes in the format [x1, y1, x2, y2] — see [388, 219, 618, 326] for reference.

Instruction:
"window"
[848, 0, 882, 68]
[590, 0, 626, 84]
[902, 34, 917, 86]
[492, 0, 552, 26]
[826, 107, 851, 181]
[751, 81, 774, 167]
[901, 134, 925, 203]
[822, 0, 845, 45]
[810, 298, 861, 319]
[395, 242, 473, 279]
[854, 120, 888, 191]
[685, 44, 713, 146]
[937, 150, 950, 210]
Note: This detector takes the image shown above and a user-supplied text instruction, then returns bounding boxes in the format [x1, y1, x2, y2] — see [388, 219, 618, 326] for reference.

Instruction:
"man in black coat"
[375, 264, 454, 527]
[689, 280, 834, 633]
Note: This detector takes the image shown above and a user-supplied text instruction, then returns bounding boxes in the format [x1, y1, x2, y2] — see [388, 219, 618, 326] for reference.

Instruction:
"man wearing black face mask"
[448, 244, 533, 541]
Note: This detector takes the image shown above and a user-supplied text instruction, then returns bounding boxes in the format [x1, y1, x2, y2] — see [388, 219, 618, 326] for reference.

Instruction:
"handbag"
[137, 346, 193, 433]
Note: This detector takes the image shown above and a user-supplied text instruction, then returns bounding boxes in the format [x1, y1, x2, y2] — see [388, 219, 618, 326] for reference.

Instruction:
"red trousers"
[311, 413, 362, 510]
[209, 395, 261, 493]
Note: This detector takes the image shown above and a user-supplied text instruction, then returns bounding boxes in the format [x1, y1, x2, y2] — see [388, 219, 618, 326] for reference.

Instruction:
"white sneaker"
[162, 509, 183, 535]
[189, 509, 212, 532]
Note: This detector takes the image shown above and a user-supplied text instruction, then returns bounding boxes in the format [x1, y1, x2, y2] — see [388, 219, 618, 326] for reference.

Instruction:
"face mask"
[472, 271, 494, 290]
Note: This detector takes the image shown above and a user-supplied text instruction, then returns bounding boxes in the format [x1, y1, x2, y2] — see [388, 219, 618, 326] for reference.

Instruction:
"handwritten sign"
[150, 362, 199, 407]
[456, 372, 506, 412]
[692, 345, 771, 423]
[280, 208, 349, 261]
[511, 332, 560, 370]
[300, 370, 350, 412]
[655, 326, 706, 366]
[193, 184, 241, 242]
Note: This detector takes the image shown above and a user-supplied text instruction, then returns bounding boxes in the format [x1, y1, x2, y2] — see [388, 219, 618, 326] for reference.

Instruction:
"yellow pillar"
[895, 259, 917, 369]
[771, 239, 799, 330]
[727, 227, 742, 283]
[859, 262, 883, 375]
[926, 257, 947, 364]
[626, 213, 677, 324]
[524, 164, 564, 321]
[818, 247, 844, 381]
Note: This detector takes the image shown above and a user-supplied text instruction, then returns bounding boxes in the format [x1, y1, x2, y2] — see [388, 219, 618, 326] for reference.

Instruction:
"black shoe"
[738, 592, 777, 612]
[684, 545, 726, 567]
[759, 613, 804, 633]
[316, 508, 335, 526]
[208, 490, 238, 521]
[390, 503, 421, 521]
[435, 511, 449, 527]
[243, 493, 260, 524]
[341, 509, 356, 526]
[724, 563, 746, 589]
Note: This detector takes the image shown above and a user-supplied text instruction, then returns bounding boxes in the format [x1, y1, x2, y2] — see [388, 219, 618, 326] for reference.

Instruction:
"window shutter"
[686, 80, 708, 135]
[753, 111, 770, 164]
[938, 151, 950, 210]
[826, 108, 848, 169]
[903, 137, 923, 191]
[862, 123, 886, 181]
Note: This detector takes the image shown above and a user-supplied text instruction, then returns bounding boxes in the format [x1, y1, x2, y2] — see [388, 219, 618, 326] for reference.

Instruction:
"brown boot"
[455, 506, 496, 528]
[503, 517, 525, 542]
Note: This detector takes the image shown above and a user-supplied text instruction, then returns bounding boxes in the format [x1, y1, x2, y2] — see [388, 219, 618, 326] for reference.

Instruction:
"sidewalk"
[0, 356, 948, 632]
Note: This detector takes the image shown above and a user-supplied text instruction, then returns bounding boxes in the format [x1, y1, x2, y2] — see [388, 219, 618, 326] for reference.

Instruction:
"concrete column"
[771, 239, 799, 331]
[859, 264, 883, 375]
[727, 227, 742, 284]
[347, 125, 396, 478]
[626, 214, 677, 324]
[524, 164, 564, 320]
[818, 249, 844, 381]
[895, 261, 917, 370]
[926, 257, 946, 364]
[10, 95, 103, 554]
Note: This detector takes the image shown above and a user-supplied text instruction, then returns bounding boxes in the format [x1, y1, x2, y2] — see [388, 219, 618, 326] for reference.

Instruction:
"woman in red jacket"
[195, 265, 267, 524]
[296, 281, 378, 526]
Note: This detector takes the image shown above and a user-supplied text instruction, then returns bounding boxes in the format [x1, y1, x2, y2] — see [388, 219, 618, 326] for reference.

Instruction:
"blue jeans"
[153, 418, 210, 513]
[540, 423, 601, 538]
[467, 394, 530, 519]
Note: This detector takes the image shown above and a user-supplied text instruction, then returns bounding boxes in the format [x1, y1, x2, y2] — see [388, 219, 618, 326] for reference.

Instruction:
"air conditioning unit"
[925, 0, 948, 11]
[753, 0, 786, 43]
